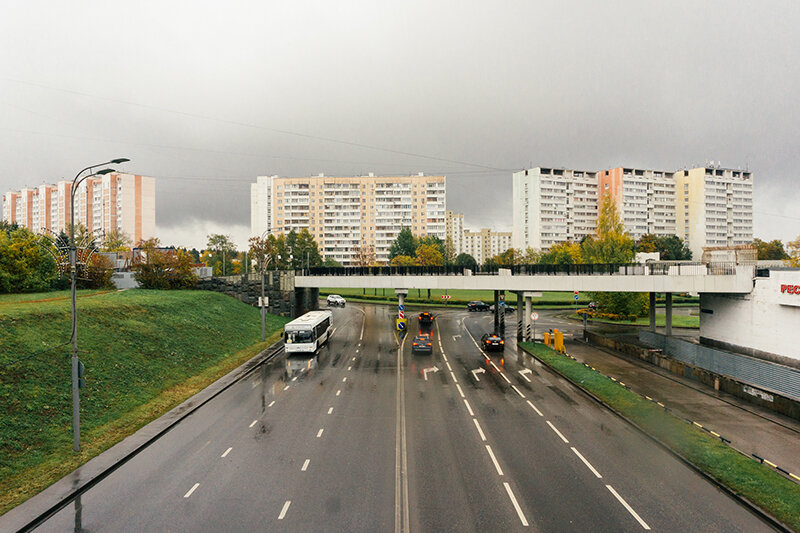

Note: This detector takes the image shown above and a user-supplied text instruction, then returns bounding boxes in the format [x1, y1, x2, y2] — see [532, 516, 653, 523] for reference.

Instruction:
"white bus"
[284, 310, 333, 354]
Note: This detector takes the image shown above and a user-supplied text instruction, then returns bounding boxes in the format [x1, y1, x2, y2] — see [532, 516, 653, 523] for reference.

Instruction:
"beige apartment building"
[3, 173, 156, 244]
[463, 228, 512, 265]
[251, 173, 446, 265]
[445, 210, 464, 256]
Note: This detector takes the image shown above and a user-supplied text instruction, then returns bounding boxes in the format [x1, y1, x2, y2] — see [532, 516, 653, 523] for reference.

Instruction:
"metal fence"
[640, 331, 800, 401]
[301, 262, 742, 277]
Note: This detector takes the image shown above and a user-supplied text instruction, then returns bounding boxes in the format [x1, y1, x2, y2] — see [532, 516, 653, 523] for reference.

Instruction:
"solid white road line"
[463, 399, 475, 416]
[473, 418, 487, 441]
[301, 459, 310, 471]
[526, 400, 543, 417]
[278, 500, 291, 520]
[504, 482, 529, 527]
[571, 447, 602, 478]
[336, 389, 341, 396]
[328, 407, 333, 414]
[221, 447, 232, 458]
[317, 428, 324, 438]
[546, 420, 569, 443]
[268, 400, 275, 408]
[606, 485, 650, 530]
[511, 385, 526, 398]
[183, 483, 199, 498]
[249, 420, 258, 428]
[485, 445, 504, 476]
[456, 383, 465, 398]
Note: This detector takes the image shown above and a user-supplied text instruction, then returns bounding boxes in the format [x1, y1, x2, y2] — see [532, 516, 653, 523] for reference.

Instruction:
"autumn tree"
[443, 236, 457, 264]
[415, 243, 444, 266]
[787, 236, 800, 267]
[205, 233, 238, 275]
[521, 247, 542, 264]
[102, 229, 132, 252]
[753, 238, 789, 260]
[352, 244, 377, 267]
[0, 226, 57, 293]
[133, 237, 198, 289]
[539, 242, 582, 264]
[391, 255, 416, 267]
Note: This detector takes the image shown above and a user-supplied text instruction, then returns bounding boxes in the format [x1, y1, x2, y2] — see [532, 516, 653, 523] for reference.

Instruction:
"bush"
[590, 292, 649, 317]
[133, 248, 198, 289]
[0, 227, 57, 293]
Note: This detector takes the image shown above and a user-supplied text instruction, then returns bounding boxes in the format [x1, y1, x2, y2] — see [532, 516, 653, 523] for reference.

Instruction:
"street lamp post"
[259, 229, 275, 342]
[69, 158, 129, 452]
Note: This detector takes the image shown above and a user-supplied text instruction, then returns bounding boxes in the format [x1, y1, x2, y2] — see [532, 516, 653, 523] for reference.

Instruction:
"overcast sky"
[1, 0, 798, 250]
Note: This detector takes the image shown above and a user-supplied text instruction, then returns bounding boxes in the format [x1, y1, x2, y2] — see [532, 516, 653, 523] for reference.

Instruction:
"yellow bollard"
[554, 329, 565, 353]
[543, 332, 550, 347]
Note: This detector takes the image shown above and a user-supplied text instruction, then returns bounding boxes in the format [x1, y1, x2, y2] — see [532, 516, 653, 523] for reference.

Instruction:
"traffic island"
[519, 341, 800, 532]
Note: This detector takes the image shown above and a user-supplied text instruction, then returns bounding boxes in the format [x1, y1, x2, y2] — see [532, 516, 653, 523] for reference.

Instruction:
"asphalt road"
[33, 303, 775, 532]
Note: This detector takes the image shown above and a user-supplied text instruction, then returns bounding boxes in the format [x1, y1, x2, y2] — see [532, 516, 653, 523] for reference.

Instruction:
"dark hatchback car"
[480, 332, 505, 352]
[467, 301, 490, 312]
[411, 335, 433, 354]
[418, 312, 433, 327]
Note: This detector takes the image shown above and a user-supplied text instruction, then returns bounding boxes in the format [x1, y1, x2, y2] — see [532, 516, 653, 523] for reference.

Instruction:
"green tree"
[205, 233, 237, 275]
[389, 227, 417, 259]
[0, 227, 57, 293]
[292, 229, 323, 268]
[656, 235, 692, 260]
[539, 242, 582, 264]
[443, 236, 457, 264]
[454, 253, 477, 268]
[495, 248, 522, 266]
[322, 257, 343, 267]
[415, 243, 444, 266]
[521, 247, 542, 264]
[189, 248, 201, 263]
[787, 236, 800, 267]
[635, 234, 659, 253]
[101, 229, 132, 252]
[581, 193, 634, 263]
[390, 255, 416, 266]
[753, 238, 789, 260]
[591, 291, 649, 318]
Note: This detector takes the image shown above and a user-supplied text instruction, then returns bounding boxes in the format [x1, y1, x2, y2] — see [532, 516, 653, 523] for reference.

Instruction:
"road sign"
[574, 290, 579, 295]
[530, 312, 539, 321]
[441, 295, 451, 300]
[574, 294, 579, 300]
[399, 310, 405, 319]
[396, 318, 407, 331]
[398, 304, 405, 311]
[258, 296, 269, 308]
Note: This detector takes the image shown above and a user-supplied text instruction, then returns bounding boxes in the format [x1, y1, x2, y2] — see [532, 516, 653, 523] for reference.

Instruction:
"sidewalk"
[565, 337, 800, 477]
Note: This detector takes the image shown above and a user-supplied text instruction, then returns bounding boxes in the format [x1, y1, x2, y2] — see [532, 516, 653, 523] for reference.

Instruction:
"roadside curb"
[518, 343, 793, 533]
[0, 340, 284, 533]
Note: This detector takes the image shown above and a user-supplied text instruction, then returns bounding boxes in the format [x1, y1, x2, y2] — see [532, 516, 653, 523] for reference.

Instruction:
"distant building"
[463, 228, 512, 265]
[250, 173, 446, 265]
[597, 167, 677, 240]
[445, 210, 464, 256]
[3, 173, 156, 244]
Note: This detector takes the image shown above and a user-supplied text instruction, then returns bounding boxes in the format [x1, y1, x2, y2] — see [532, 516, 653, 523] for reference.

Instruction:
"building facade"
[512, 167, 598, 251]
[445, 210, 464, 257]
[3, 173, 156, 244]
[513, 164, 753, 256]
[462, 228, 512, 265]
[675, 167, 753, 259]
[597, 167, 676, 240]
[250, 173, 446, 265]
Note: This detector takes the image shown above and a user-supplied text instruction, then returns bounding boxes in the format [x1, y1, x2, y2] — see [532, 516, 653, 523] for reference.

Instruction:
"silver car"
[326, 294, 346, 307]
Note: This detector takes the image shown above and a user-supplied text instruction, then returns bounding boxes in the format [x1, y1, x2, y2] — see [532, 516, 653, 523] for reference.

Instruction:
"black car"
[480, 332, 505, 352]
[467, 301, 490, 312]
[411, 335, 433, 355]
[418, 312, 433, 327]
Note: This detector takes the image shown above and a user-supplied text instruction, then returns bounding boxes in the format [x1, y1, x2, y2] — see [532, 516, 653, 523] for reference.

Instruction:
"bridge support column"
[665, 292, 673, 336]
[524, 295, 532, 342]
[649, 292, 656, 332]
[516, 292, 524, 342]
[494, 290, 500, 334]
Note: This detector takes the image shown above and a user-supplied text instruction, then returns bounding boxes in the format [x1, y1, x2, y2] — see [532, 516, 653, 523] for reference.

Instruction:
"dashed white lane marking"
[268, 400, 275, 408]
[356, 349, 360, 353]
[526, 400, 543, 417]
[347, 365, 352, 371]
[485, 445, 504, 476]
[352, 356, 356, 362]
[463, 399, 475, 416]
[546, 420, 569, 443]
[301, 459, 310, 471]
[450, 371, 458, 383]
[283, 385, 290, 391]
[445, 361, 453, 371]
[571, 447, 602, 478]
[489, 361, 512, 383]
[473, 418, 487, 441]
[328, 407, 333, 414]
[342, 377, 347, 382]
[455, 383, 465, 398]
[249, 420, 258, 428]
[291, 376, 297, 382]
[317, 428, 324, 438]
[606, 485, 650, 530]
[511, 385, 526, 398]
[183, 483, 199, 498]
[336, 389, 341, 396]
[441, 353, 448, 362]
[504, 482, 529, 527]
[278, 500, 291, 520]
[221, 447, 232, 458]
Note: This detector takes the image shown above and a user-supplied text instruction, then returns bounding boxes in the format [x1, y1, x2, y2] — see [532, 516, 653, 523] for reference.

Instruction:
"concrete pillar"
[649, 292, 656, 332]
[516, 292, 524, 342]
[494, 289, 500, 334]
[665, 292, 673, 337]
[524, 295, 532, 342]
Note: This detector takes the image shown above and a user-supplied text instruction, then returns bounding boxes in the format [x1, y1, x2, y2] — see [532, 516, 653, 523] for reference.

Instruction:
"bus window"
[286, 330, 314, 344]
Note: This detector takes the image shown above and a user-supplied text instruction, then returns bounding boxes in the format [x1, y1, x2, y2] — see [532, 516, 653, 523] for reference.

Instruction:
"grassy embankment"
[0, 289, 288, 515]
[566, 312, 700, 329]
[520, 341, 800, 530]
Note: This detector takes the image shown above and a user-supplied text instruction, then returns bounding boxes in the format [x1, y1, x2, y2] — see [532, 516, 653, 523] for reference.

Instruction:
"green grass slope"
[0, 289, 288, 514]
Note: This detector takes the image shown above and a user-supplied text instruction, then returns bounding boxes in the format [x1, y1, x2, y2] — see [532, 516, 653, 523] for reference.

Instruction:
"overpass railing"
[300, 262, 742, 277]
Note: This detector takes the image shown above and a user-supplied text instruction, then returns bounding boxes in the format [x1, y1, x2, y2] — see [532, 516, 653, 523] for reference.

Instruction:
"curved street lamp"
[69, 158, 129, 452]
[257, 228, 277, 341]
